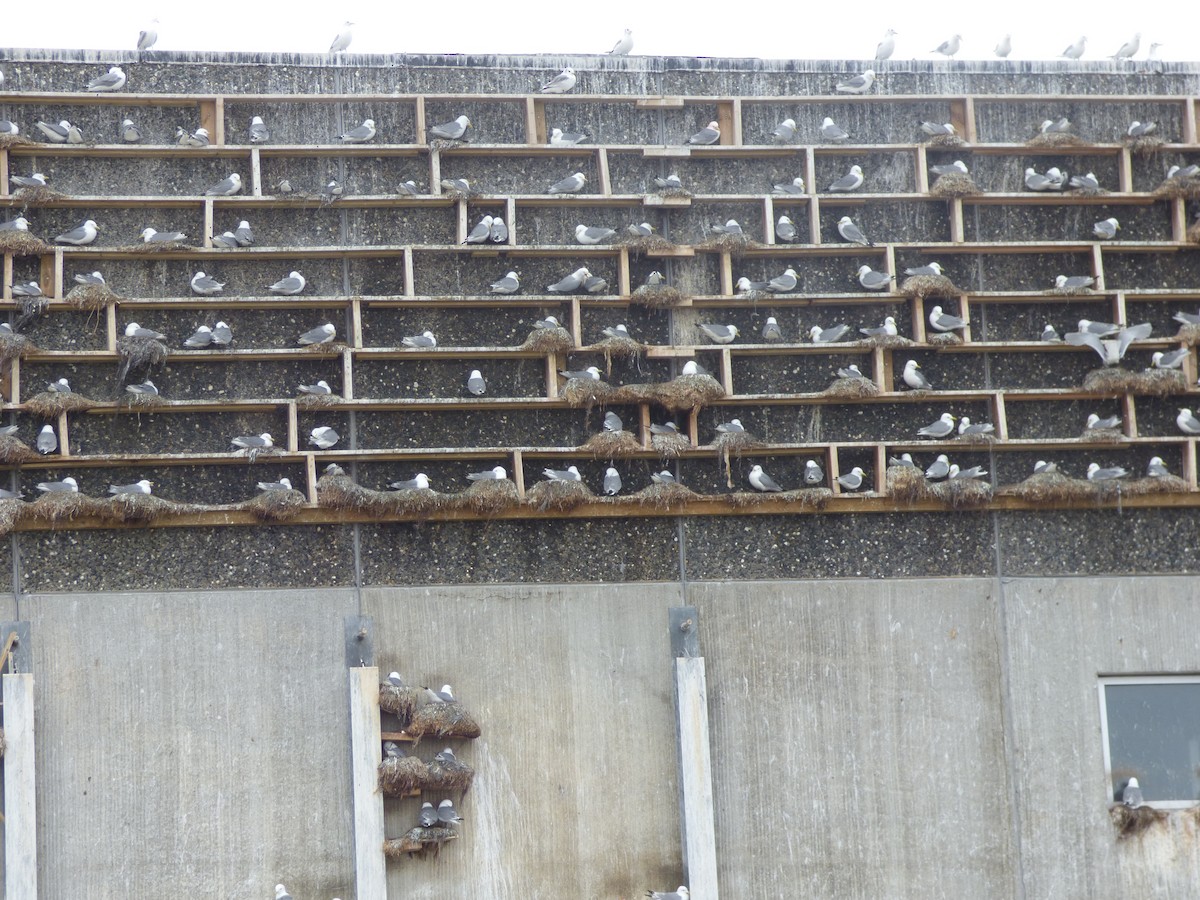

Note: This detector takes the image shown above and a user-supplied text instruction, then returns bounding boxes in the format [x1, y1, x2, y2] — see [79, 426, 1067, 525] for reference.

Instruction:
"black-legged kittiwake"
[270, 272, 307, 295]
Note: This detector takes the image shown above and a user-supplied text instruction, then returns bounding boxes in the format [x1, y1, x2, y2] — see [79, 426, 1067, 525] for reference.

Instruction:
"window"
[1098, 676, 1200, 809]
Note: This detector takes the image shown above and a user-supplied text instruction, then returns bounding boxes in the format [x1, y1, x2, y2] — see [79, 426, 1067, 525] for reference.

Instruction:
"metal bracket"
[344, 615, 374, 669]
[0, 622, 31, 674]
[669, 607, 700, 658]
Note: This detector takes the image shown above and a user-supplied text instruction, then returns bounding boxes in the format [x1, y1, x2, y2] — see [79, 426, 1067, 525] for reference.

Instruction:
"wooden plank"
[719, 348, 733, 395]
[639, 403, 652, 449]
[250, 147, 262, 197]
[9, 357, 19, 405]
[413, 96, 426, 145]
[958, 295, 973, 343]
[1, 673, 35, 896]
[636, 97, 685, 109]
[569, 296, 583, 348]
[915, 146, 929, 194]
[524, 98, 538, 145]
[872, 444, 888, 494]
[911, 295, 927, 344]
[1185, 439, 1197, 489]
[545, 354, 559, 400]
[1117, 147, 1133, 193]
[342, 350, 354, 401]
[1113, 292, 1128, 329]
[726, 99, 742, 147]
[456, 201, 468, 245]
[0, 149, 8, 199]
[505, 197, 516, 247]
[403, 248, 415, 297]
[1184, 100, 1198, 145]
[304, 453, 318, 505]
[762, 196, 775, 245]
[105, 302, 118, 351]
[718, 252, 733, 296]
[873, 346, 890, 393]
[617, 247, 631, 297]
[57, 411, 70, 457]
[286, 402, 299, 452]
[674, 656, 719, 900]
[202, 199, 214, 249]
[596, 148, 611, 195]
[199, 100, 218, 146]
[213, 97, 226, 146]
[962, 98, 977, 143]
[511, 449, 525, 498]
[53, 248, 63, 299]
[1122, 393, 1138, 438]
[38, 255, 53, 299]
[993, 393, 1010, 441]
[1170, 199, 1187, 243]
[1092, 243, 1106, 291]
[348, 667, 387, 900]
[350, 297, 363, 349]
[949, 198, 964, 243]
[428, 150, 442, 196]
[1, 255, 11, 301]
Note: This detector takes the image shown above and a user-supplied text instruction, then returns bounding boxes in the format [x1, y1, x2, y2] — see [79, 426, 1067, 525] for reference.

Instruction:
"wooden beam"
[304, 453, 318, 505]
[1092, 243, 1106, 291]
[718, 348, 733, 395]
[505, 197, 516, 247]
[672, 621, 719, 900]
[993, 393, 1010, 441]
[105, 303, 118, 351]
[1185, 100, 1198, 145]
[1185, 439, 1197, 489]
[348, 667, 386, 900]
[718, 252, 733, 296]
[617, 247, 631, 297]
[402, 247, 415, 297]
[456, 200, 468, 245]
[286, 402, 299, 452]
[250, 147, 262, 197]
[1117, 147, 1133, 194]
[52, 248, 63, 300]
[596, 148, 612, 196]
[569, 296, 583, 348]
[511, 448, 526, 499]
[38, 254, 53, 299]
[413, 96, 426, 145]
[350, 297, 363, 349]
[524, 98, 539, 145]
[1121, 393, 1138, 439]
[57, 411, 70, 457]
[762, 196, 775, 245]
[545, 353, 559, 400]
[342, 350, 355, 401]
[202, 199, 214, 249]
[4, 673, 37, 900]
[949, 198, 964, 243]
[915, 145, 929, 194]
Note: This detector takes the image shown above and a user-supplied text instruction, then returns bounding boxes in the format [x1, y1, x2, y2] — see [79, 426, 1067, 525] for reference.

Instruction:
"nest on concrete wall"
[928, 477, 993, 509]
[25, 390, 100, 418]
[521, 326, 574, 353]
[649, 373, 725, 412]
[649, 186, 692, 201]
[928, 331, 962, 345]
[1176, 322, 1200, 345]
[562, 377, 618, 408]
[117, 336, 169, 377]
[1078, 425, 1125, 443]
[1152, 177, 1200, 200]
[0, 133, 33, 149]
[621, 233, 676, 255]
[424, 753, 476, 792]
[105, 493, 207, 524]
[652, 431, 691, 459]
[928, 172, 980, 197]
[1110, 804, 1167, 840]
[524, 479, 595, 512]
[630, 285, 688, 309]
[378, 682, 421, 723]
[997, 469, 1097, 502]
[0, 434, 39, 464]
[378, 755, 429, 796]
[123, 391, 168, 410]
[114, 240, 195, 253]
[859, 333, 913, 348]
[301, 340, 346, 357]
[696, 233, 762, 255]
[724, 487, 831, 510]
[0, 333, 36, 361]
[12, 185, 69, 204]
[295, 391, 340, 408]
[1125, 134, 1165, 158]
[407, 700, 482, 741]
[450, 478, 520, 515]
[625, 480, 700, 510]
[1080, 368, 1139, 394]
[956, 430, 996, 445]
[926, 132, 966, 148]
[237, 489, 308, 521]
[383, 828, 459, 859]
[589, 335, 644, 370]
[822, 375, 879, 398]
[887, 465, 934, 502]
[1127, 368, 1188, 396]
[900, 274, 958, 299]
[1025, 131, 1085, 148]
[25, 492, 112, 526]
[712, 429, 763, 456]
[64, 282, 122, 310]
[0, 500, 25, 537]
[579, 430, 641, 458]
[1122, 474, 1191, 496]
[0, 231, 50, 255]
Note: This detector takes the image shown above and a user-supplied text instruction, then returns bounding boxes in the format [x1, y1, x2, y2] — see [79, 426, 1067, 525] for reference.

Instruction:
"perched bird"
[1176, 408, 1200, 435]
[329, 21, 354, 53]
[549, 127, 589, 146]
[0, 217, 29, 232]
[809, 324, 850, 343]
[958, 417, 995, 436]
[1069, 172, 1101, 190]
[87, 66, 126, 92]
[248, 116, 269, 143]
[767, 268, 798, 293]
[205, 173, 242, 196]
[928, 305, 967, 332]
[270, 272, 307, 295]
[749, 465, 783, 492]
[711, 219, 744, 237]
[401, 331, 437, 349]
[837, 467, 866, 491]
[654, 173, 684, 191]
[542, 465, 582, 482]
[430, 115, 471, 140]
[1127, 121, 1157, 138]
[902, 359, 932, 390]
[228, 220, 253, 247]
[418, 802, 438, 827]
[322, 179, 344, 201]
[559, 366, 601, 381]
[949, 464, 988, 480]
[36, 477, 78, 493]
[761, 317, 783, 341]
[465, 216, 494, 244]
[212, 232, 239, 249]
[716, 419, 746, 435]
[681, 361, 707, 377]
[1041, 324, 1062, 342]
[276, 179, 293, 194]
[467, 466, 507, 482]
[257, 478, 293, 492]
[889, 453, 916, 469]
[211, 322, 233, 345]
[933, 35, 963, 57]
[651, 471, 677, 485]
[125, 381, 158, 396]
[930, 160, 969, 176]
[837, 216, 872, 246]
[548, 172, 587, 194]
[338, 119, 376, 143]
[1173, 309, 1200, 326]
[857, 266, 894, 291]
[489, 217, 508, 243]
[697, 324, 739, 344]
[687, 121, 721, 145]
[1093, 218, 1120, 239]
[74, 271, 105, 285]
[771, 118, 796, 143]
[837, 364, 867, 379]
[645, 888, 689, 900]
[1122, 777, 1144, 808]
[876, 29, 898, 61]
[1167, 165, 1200, 180]
[1025, 167, 1065, 192]
[1055, 275, 1096, 291]
[1152, 348, 1188, 369]
[190, 272, 224, 295]
[535, 316, 561, 329]
[540, 68, 577, 94]
[396, 180, 419, 196]
[602, 467, 622, 495]
[308, 427, 339, 449]
[610, 29, 633, 55]
[391, 474, 431, 491]
[137, 18, 159, 51]
[905, 263, 944, 277]
[836, 70, 875, 94]
[1086, 413, 1122, 431]
[0, 121, 16, 137]
[820, 117, 849, 142]
[1112, 34, 1140, 60]
[125, 322, 166, 340]
[775, 215, 798, 243]
[828, 165, 864, 192]
[298, 323, 336, 345]
[56, 220, 100, 246]
[1087, 463, 1128, 482]
[1147, 457, 1170, 477]
[1061, 36, 1087, 60]
[467, 369, 487, 396]
[47, 378, 72, 393]
[920, 122, 956, 137]
[437, 799, 464, 826]
[918, 413, 957, 438]
[177, 126, 209, 146]
[736, 277, 769, 294]
[602, 324, 631, 340]
[603, 411, 624, 433]
[803, 459, 825, 485]
[10, 173, 47, 188]
[299, 380, 332, 395]
[995, 34, 1012, 58]
[383, 741, 404, 759]
[36, 120, 82, 143]
[925, 454, 951, 480]
[108, 480, 152, 495]
[120, 119, 142, 142]
[36, 424, 58, 455]
[141, 228, 187, 243]
[232, 433, 274, 450]
[10, 282, 42, 297]
[860, 316, 898, 338]
[490, 271, 520, 294]
[1033, 460, 1056, 475]
[576, 224, 616, 244]
[547, 267, 591, 293]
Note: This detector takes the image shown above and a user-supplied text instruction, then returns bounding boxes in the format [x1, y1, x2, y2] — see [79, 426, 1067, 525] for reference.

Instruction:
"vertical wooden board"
[250, 147, 262, 197]
[199, 100, 217, 145]
[718, 252, 732, 296]
[716, 101, 736, 147]
[38, 254, 53, 298]
[2, 255, 11, 300]
[569, 296, 582, 348]
[911, 296, 927, 344]
[545, 353, 559, 400]
[597, 148, 611, 195]
[105, 303, 117, 351]
[212, 97, 225, 146]
[348, 667, 386, 900]
[202, 199, 214, 248]
[511, 449, 526, 498]
[808, 195, 822, 246]
[4, 673, 37, 900]
[1117, 148, 1133, 193]
[505, 197, 516, 246]
[342, 351, 354, 401]
[413, 96, 427, 144]
[428, 151, 441, 196]
[350, 298, 363, 349]
[719, 349, 733, 395]
[915, 146, 929, 194]
[762, 197, 775, 245]
[56, 411, 70, 457]
[1121, 393, 1138, 438]
[962, 97, 978, 142]
[729, 99, 742, 147]
[993, 393, 1010, 441]
[0, 149, 8, 198]
[304, 453, 318, 505]
[958, 295, 973, 343]
[53, 248, 63, 299]
[1184, 439, 1197, 488]
[456, 201, 468, 245]
[675, 658, 718, 900]
[9, 356, 20, 404]
[1091, 243, 1105, 290]
[402, 248, 414, 297]
[617, 246, 631, 296]
[286, 402, 299, 452]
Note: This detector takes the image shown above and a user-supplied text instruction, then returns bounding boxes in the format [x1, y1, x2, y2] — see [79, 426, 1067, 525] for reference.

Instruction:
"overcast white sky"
[0, 1, 1189, 63]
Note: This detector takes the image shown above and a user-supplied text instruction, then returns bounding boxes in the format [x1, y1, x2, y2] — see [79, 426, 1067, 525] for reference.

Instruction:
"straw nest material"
[524, 479, 596, 512]
[697, 234, 761, 255]
[929, 477, 993, 509]
[1081, 368, 1138, 394]
[724, 488, 831, 510]
[712, 430, 764, 457]
[956, 430, 996, 445]
[238, 489, 308, 521]
[0, 231, 50, 255]
[13, 185, 69, 205]
[1125, 135, 1166, 157]
[928, 331, 962, 346]
[115, 240, 194, 253]
[563, 377, 618, 408]
[521, 326, 574, 353]
[926, 133, 966, 147]
[25, 492, 112, 525]
[652, 374, 725, 412]
[626, 481, 700, 510]
[1080, 425, 1125, 443]
[452, 478, 520, 515]
[118, 336, 169, 371]
[929, 172, 980, 197]
[25, 390, 100, 418]
[1176, 322, 1200, 345]
[622, 233, 676, 255]
[378, 756, 429, 796]
[1052, 283, 1096, 296]
[589, 335, 644, 363]
[0, 133, 33, 149]
[1129, 368, 1188, 396]
[1026, 132, 1086, 148]
[579, 430, 642, 458]
[997, 470, 1097, 502]
[426, 753, 476, 792]
[0, 333, 35, 361]
[64, 282, 121, 310]
[631, 285, 688, 308]
[122, 390, 167, 410]
[383, 828, 459, 858]
[318, 474, 446, 517]
[0, 435, 38, 464]
[379, 682, 421, 723]
[0, 500, 25, 537]
[652, 431, 691, 458]
[441, 187, 474, 202]
[1152, 177, 1200, 200]
[301, 340, 346, 356]
[1186, 221, 1200, 246]
[295, 391, 340, 408]
[901, 274, 958, 299]
[860, 334, 913, 348]
[887, 465, 934, 502]
[106, 493, 206, 524]
[407, 700, 482, 740]
[1123, 474, 1191, 495]
[823, 375, 879, 399]
[651, 186, 692, 200]
[1110, 805, 1167, 840]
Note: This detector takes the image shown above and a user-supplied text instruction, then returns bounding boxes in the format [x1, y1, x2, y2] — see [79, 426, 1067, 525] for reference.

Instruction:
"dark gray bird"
[653, 173, 683, 190]
[697, 323, 739, 344]
[401, 331, 437, 349]
[930, 160, 968, 176]
[837, 364, 867, 379]
[771, 177, 806, 196]
[467, 369, 487, 396]
[308, 427, 339, 449]
[397, 180, 419, 196]
[418, 802, 438, 827]
[270, 272, 307, 295]
[184, 325, 213, 348]
[205, 173, 242, 196]
[771, 118, 796, 142]
[437, 799, 463, 826]
[440, 178, 473, 194]
[547, 267, 591, 293]
[603, 411, 624, 433]
[889, 453, 917, 468]
[1041, 324, 1062, 342]
[821, 117, 849, 141]
[212, 232, 240, 249]
[74, 271, 105, 285]
[383, 741, 404, 759]
[48, 378, 72, 393]
[584, 275, 609, 294]
[211, 322, 233, 346]
[1070, 172, 1101, 190]
[299, 380, 332, 395]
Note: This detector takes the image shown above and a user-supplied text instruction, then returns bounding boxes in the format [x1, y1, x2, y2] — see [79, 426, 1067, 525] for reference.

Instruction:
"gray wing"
[341, 124, 373, 141]
[272, 277, 303, 293]
[1116, 323, 1152, 359]
[206, 176, 238, 195]
[828, 173, 860, 191]
[549, 175, 582, 193]
[582, 226, 615, 242]
[1065, 331, 1110, 364]
[490, 275, 519, 293]
[89, 72, 122, 89]
[818, 325, 850, 342]
[840, 221, 870, 244]
[56, 225, 89, 242]
[757, 471, 783, 491]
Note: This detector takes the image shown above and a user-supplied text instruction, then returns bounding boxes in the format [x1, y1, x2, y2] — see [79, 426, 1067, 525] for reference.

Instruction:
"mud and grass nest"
[0, 231, 50, 255]
[378, 756, 428, 796]
[1130, 368, 1188, 396]
[652, 431, 691, 458]
[0, 333, 35, 360]
[1110, 805, 1167, 839]
[115, 240, 194, 253]
[724, 487, 831, 510]
[1125, 135, 1166, 157]
[1124, 474, 1191, 495]
[887, 465, 933, 502]
[441, 187, 474, 202]
[379, 682, 421, 723]
[631, 285, 688, 308]
[929, 172, 980, 197]
[524, 479, 595, 512]
[823, 375, 879, 399]
[0, 134, 33, 149]
[1026, 132, 1086, 148]
[121, 390, 167, 410]
[25, 492, 111, 525]
[712, 430, 763, 456]
[0, 434, 38, 464]
[407, 700, 481, 740]
[301, 340, 347, 357]
[901, 274, 958, 299]
[239, 489, 308, 521]
[928, 331, 963, 346]
[383, 828, 458, 858]
[622, 233, 676, 255]
[563, 377, 618, 408]
[13, 185, 69, 205]
[579, 430, 642, 458]
[105, 493, 203, 523]
[1152, 178, 1200, 200]
[1175, 322, 1200, 345]
[118, 336, 169, 372]
[425, 753, 476, 792]
[452, 478, 519, 515]
[651, 187, 692, 201]
[926, 133, 966, 147]
[860, 334, 913, 348]
[296, 390, 340, 408]
[626, 481, 700, 509]
[929, 477, 993, 508]
[64, 283, 121, 310]
[521, 326, 574, 352]
[589, 335, 644, 365]
[654, 374, 725, 412]
[956, 430, 996, 445]
[1079, 425, 1125, 443]
[25, 390, 99, 418]
[1081, 368, 1138, 394]
[0, 500, 25, 537]
[318, 474, 446, 517]
[997, 470, 1096, 502]
[696, 234, 761, 255]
